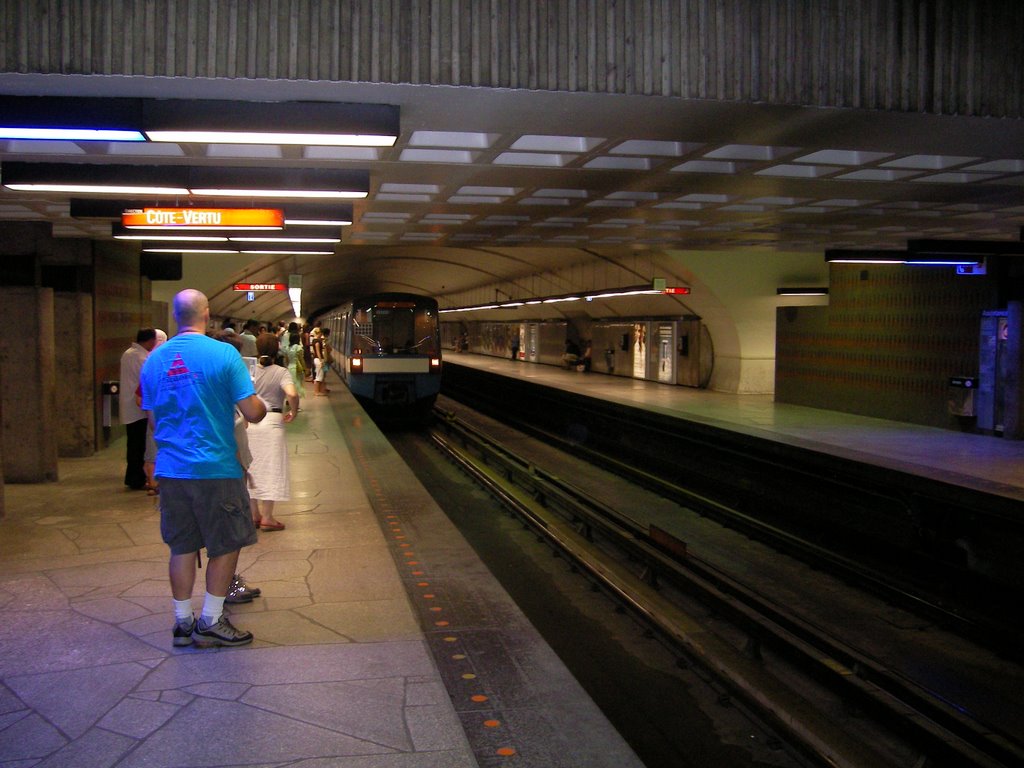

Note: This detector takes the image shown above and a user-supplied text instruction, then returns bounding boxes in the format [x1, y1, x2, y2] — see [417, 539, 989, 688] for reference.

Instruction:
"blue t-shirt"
[140, 333, 255, 479]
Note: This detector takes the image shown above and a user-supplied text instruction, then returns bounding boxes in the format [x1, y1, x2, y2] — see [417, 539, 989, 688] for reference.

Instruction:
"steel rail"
[431, 409, 1023, 768]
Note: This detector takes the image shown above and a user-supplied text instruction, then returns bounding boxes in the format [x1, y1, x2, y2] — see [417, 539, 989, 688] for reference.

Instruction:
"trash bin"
[101, 380, 120, 427]
[948, 376, 977, 417]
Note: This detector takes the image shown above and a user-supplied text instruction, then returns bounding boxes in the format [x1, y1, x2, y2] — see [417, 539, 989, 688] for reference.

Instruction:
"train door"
[655, 322, 675, 383]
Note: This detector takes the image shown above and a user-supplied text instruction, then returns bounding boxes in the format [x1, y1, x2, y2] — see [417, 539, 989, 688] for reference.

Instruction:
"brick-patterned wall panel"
[776, 264, 1000, 428]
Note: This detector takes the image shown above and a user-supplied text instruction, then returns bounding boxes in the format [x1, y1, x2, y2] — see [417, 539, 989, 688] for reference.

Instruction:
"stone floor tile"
[139, 643, 435, 691]
[406, 704, 473, 753]
[5, 662, 152, 739]
[0, 712, 67, 760]
[97, 697, 180, 738]
[117, 698, 397, 768]
[0, 611, 160, 677]
[296, 600, 422, 643]
[70, 596, 153, 623]
[241, 679, 412, 750]
[405, 680, 449, 707]
[226, 609, 351, 646]
[30, 726, 136, 768]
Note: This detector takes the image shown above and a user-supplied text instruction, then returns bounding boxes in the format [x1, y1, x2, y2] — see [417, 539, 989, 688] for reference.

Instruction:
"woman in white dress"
[248, 332, 300, 531]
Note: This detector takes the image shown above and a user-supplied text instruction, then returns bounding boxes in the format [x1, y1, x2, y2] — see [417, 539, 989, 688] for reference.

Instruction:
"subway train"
[322, 293, 442, 415]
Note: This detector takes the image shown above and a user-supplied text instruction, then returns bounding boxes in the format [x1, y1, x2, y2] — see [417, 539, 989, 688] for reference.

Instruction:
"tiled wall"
[775, 264, 1000, 429]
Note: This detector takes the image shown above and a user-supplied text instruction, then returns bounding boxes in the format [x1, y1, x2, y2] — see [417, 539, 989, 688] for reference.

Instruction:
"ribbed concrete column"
[0, 286, 58, 482]
[55, 292, 95, 457]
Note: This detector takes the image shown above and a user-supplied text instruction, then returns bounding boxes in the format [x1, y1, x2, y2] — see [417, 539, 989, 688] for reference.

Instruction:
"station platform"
[0, 384, 643, 768]
[447, 353, 1024, 503]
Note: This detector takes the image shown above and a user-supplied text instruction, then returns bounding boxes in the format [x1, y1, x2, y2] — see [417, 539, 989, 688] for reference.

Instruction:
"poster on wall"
[632, 322, 647, 379]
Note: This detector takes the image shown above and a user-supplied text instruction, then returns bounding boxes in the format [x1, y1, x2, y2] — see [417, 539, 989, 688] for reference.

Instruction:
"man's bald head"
[173, 289, 210, 329]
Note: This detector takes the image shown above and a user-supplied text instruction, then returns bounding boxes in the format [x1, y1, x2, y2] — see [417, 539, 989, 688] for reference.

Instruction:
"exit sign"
[234, 282, 287, 291]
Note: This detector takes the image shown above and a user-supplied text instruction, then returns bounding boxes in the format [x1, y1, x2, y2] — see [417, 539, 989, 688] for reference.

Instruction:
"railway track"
[428, 406, 1024, 768]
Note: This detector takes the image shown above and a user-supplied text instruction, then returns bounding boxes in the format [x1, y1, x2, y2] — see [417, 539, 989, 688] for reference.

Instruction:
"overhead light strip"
[145, 130, 394, 146]
[440, 285, 688, 313]
[2, 163, 369, 200]
[0, 96, 399, 148]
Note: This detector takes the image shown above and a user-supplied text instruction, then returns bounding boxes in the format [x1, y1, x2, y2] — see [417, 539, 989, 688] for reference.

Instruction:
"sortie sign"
[122, 208, 284, 228]
[234, 283, 287, 292]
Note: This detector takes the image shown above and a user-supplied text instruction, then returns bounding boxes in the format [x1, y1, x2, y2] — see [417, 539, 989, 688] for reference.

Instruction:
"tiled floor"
[0, 386, 641, 768]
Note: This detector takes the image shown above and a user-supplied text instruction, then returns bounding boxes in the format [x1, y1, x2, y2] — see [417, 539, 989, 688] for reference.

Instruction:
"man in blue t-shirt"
[141, 289, 266, 648]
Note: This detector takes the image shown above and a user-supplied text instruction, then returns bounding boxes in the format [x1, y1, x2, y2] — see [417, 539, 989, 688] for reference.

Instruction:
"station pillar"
[0, 286, 59, 482]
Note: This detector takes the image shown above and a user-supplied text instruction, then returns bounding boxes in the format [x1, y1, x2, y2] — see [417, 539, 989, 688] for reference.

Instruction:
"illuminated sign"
[662, 287, 691, 295]
[233, 282, 287, 291]
[122, 208, 284, 228]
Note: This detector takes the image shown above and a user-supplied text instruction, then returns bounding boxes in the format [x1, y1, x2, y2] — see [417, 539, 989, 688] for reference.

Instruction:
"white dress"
[247, 364, 292, 501]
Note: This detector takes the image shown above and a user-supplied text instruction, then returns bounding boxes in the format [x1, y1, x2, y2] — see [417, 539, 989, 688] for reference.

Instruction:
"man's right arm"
[237, 394, 267, 424]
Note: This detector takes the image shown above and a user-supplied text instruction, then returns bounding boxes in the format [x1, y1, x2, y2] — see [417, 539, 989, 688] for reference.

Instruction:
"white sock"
[200, 593, 226, 626]
[173, 598, 193, 622]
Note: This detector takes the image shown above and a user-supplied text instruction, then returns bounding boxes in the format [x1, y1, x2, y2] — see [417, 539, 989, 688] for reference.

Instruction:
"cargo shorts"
[159, 477, 258, 558]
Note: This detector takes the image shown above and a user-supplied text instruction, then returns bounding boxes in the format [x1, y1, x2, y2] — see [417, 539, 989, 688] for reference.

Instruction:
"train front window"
[352, 301, 439, 355]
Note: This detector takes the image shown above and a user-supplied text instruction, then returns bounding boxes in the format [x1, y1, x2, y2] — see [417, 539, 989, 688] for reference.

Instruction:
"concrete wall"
[2, 0, 1021, 118]
[0, 287, 58, 482]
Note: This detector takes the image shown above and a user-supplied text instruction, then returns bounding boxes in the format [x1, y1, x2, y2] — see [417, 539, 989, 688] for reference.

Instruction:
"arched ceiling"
[1, 74, 1022, 323]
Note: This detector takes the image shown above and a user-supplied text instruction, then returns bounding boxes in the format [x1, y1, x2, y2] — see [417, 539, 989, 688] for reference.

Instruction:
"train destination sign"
[662, 286, 691, 295]
[122, 207, 284, 228]
[233, 282, 287, 292]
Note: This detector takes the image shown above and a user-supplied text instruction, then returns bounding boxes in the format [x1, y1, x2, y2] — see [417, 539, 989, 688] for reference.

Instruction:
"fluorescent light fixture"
[825, 249, 907, 264]
[144, 247, 239, 254]
[3, 163, 369, 200]
[777, 287, 829, 296]
[903, 259, 984, 266]
[0, 97, 399, 152]
[116, 232, 229, 242]
[230, 236, 340, 244]
[146, 130, 393, 146]
[285, 217, 352, 226]
[0, 96, 146, 141]
[281, 203, 353, 226]
[440, 285, 682, 313]
[191, 187, 363, 199]
[288, 274, 302, 318]
[0, 127, 145, 141]
[238, 249, 334, 255]
[143, 100, 399, 147]
[587, 288, 662, 300]
[188, 167, 369, 199]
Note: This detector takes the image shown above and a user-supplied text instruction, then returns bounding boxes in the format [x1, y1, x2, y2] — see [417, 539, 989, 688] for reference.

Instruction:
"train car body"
[324, 293, 442, 413]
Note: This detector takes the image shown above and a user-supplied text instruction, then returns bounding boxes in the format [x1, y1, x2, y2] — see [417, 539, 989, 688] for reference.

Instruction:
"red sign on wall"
[233, 283, 287, 291]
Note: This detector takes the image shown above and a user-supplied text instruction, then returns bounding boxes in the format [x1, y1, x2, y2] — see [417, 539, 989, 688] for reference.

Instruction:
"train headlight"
[350, 357, 363, 373]
[429, 357, 442, 372]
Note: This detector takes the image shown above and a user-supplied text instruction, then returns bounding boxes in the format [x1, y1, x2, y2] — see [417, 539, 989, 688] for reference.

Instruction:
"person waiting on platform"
[248, 332, 300, 532]
[120, 327, 158, 491]
[141, 289, 266, 648]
